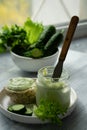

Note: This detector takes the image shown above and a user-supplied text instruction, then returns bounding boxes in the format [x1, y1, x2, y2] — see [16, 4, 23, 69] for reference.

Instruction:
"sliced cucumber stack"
[7, 104, 33, 116]
[8, 104, 26, 114]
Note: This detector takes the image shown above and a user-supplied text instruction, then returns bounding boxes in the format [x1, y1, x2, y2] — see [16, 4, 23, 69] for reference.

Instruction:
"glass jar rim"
[38, 66, 70, 80]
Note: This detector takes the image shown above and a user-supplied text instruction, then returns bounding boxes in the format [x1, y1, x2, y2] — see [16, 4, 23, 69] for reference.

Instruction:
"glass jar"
[36, 66, 71, 109]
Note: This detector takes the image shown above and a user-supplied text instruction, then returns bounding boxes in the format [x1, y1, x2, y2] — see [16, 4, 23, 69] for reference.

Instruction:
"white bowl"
[10, 50, 59, 72]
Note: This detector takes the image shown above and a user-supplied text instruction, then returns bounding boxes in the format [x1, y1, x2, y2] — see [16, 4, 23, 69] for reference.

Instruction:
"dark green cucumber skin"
[44, 32, 63, 51]
[7, 105, 13, 112]
[35, 25, 56, 48]
[43, 32, 63, 56]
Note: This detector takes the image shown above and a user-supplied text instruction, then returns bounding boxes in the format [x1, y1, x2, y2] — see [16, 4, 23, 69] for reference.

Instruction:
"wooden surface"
[0, 48, 87, 129]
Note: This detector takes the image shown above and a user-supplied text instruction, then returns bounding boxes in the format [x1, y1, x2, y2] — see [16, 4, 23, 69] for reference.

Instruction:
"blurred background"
[0, 0, 87, 26]
[0, 0, 87, 52]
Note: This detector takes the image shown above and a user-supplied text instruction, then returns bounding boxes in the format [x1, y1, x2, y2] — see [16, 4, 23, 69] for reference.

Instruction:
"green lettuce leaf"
[24, 17, 44, 44]
[34, 99, 68, 125]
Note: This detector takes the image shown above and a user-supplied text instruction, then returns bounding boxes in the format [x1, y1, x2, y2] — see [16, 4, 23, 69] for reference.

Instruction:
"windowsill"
[55, 20, 87, 39]
[32, 0, 87, 39]
[58, 20, 87, 53]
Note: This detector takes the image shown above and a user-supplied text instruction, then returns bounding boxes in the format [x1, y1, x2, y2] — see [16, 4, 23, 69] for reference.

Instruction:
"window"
[0, 0, 87, 38]
[0, 0, 32, 25]
[31, 0, 87, 39]
[0, 0, 87, 26]
[32, 0, 87, 25]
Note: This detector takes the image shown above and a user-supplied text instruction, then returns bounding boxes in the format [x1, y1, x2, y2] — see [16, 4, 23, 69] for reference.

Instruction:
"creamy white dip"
[7, 77, 35, 91]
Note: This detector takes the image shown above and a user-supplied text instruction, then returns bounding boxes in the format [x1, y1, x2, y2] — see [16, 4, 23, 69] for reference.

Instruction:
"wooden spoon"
[52, 16, 79, 79]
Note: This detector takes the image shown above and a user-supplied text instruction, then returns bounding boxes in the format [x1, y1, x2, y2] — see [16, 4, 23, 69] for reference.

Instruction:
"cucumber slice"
[7, 104, 34, 116]
[24, 48, 44, 58]
[8, 104, 26, 114]
[24, 108, 33, 116]
[7, 105, 13, 112]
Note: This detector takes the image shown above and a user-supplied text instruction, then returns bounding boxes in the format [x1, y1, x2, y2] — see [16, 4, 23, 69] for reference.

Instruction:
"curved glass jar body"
[36, 66, 71, 109]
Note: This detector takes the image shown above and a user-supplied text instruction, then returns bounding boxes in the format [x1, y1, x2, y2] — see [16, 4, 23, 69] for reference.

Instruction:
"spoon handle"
[59, 16, 79, 62]
[52, 16, 79, 78]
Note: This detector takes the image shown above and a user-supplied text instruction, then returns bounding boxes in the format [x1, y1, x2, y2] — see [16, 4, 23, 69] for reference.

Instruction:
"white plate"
[0, 88, 77, 124]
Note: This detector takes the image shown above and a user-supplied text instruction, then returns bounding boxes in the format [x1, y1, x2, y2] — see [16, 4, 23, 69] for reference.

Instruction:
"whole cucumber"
[35, 25, 56, 48]
[44, 31, 63, 51]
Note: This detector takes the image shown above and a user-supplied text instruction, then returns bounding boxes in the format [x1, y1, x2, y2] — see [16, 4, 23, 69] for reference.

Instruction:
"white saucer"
[0, 87, 77, 124]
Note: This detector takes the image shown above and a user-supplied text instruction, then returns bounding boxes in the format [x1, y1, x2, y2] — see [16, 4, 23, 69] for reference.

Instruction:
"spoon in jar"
[52, 16, 79, 79]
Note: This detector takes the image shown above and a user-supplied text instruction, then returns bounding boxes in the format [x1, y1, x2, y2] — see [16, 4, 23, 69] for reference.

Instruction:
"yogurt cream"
[36, 66, 71, 109]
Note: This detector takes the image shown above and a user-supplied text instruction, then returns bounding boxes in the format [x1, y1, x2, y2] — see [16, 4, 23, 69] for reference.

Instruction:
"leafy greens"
[0, 17, 63, 58]
[0, 17, 44, 54]
[34, 99, 68, 125]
